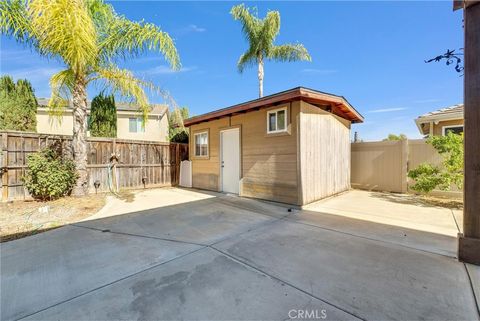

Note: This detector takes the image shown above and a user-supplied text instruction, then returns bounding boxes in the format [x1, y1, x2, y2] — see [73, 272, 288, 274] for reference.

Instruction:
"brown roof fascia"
[184, 87, 363, 126]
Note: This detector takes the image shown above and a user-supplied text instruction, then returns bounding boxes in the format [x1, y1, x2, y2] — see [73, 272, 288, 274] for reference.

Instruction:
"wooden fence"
[351, 139, 462, 197]
[0, 131, 188, 201]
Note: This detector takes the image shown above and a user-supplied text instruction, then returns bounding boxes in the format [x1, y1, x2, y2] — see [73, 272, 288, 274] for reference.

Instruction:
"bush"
[408, 132, 463, 194]
[23, 148, 78, 200]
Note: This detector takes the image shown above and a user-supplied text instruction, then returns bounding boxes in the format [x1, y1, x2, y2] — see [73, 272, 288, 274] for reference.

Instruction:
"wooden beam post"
[458, 1, 480, 265]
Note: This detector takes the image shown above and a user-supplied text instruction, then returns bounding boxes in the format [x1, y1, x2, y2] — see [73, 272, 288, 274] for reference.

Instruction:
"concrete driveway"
[2, 188, 479, 321]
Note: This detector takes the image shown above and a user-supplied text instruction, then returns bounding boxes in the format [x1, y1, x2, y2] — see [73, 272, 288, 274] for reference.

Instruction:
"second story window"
[129, 118, 145, 133]
[267, 107, 287, 134]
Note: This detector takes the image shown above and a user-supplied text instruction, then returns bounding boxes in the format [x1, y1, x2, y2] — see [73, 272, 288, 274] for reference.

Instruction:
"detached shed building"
[184, 87, 364, 206]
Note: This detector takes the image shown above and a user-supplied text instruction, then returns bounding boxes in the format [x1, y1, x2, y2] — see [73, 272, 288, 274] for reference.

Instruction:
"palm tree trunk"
[71, 73, 89, 196]
[258, 55, 264, 98]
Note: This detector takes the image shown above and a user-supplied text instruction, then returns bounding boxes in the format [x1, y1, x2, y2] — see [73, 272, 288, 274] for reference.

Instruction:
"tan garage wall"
[298, 101, 351, 205]
[232, 101, 300, 205]
[188, 101, 300, 204]
[189, 118, 229, 191]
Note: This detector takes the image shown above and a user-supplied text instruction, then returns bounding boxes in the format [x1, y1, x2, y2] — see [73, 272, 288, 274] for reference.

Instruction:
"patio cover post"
[455, 0, 480, 265]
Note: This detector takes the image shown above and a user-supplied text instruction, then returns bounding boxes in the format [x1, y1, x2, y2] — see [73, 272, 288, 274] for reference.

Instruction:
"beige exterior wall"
[432, 119, 464, 136]
[189, 101, 300, 204]
[36, 108, 168, 142]
[298, 101, 351, 204]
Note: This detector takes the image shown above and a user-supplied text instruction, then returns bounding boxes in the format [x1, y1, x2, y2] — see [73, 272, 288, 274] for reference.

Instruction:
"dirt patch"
[0, 193, 106, 242]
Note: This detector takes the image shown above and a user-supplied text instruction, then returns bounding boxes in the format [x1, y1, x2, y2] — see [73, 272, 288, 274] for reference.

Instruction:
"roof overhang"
[414, 112, 464, 135]
[184, 87, 363, 127]
[454, 0, 480, 10]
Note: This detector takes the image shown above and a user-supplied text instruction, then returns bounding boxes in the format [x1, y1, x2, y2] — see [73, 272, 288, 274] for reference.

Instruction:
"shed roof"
[184, 87, 363, 126]
[37, 98, 168, 116]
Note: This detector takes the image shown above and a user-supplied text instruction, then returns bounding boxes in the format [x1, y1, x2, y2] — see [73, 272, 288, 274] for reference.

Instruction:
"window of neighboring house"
[129, 117, 145, 133]
[194, 131, 208, 157]
[267, 107, 287, 134]
[442, 125, 463, 136]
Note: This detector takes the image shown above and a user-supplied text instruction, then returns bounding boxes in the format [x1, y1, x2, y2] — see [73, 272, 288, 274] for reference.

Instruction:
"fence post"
[1, 132, 8, 201]
[175, 143, 180, 185]
[401, 139, 409, 193]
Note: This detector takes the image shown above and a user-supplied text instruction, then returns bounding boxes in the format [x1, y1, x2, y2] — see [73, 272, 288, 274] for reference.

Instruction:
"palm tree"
[230, 4, 311, 98]
[0, 0, 180, 196]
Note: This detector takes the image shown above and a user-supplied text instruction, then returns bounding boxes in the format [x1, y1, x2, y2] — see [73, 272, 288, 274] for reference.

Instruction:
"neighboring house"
[36, 98, 169, 142]
[184, 87, 364, 206]
[415, 104, 464, 136]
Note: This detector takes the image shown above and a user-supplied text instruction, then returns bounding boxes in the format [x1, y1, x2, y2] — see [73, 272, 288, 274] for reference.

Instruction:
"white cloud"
[367, 107, 407, 113]
[301, 68, 338, 74]
[176, 24, 207, 35]
[145, 65, 197, 75]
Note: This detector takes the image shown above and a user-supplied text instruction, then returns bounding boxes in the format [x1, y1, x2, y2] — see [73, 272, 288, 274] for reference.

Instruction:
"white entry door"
[220, 128, 240, 194]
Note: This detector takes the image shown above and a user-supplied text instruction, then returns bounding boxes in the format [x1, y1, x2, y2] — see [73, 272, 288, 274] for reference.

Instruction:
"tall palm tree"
[230, 4, 311, 98]
[0, 0, 180, 196]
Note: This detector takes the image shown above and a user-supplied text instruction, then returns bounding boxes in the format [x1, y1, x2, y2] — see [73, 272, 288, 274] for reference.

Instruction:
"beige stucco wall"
[432, 119, 464, 136]
[36, 108, 168, 142]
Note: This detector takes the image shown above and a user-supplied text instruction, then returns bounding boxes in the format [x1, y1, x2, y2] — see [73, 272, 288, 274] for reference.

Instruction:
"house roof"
[183, 87, 364, 127]
[37, 98, 168, 116]
[415, 104, 464, 135]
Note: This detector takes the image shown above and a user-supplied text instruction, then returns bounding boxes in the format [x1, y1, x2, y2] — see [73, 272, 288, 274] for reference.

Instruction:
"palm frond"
[237, 49, 257, 73]
[48, 68, 75, 123]
[0, 0, 34, 44]
[100, 17, 180, 70]
[269, 44, 311, 62]
[261, 10, 280, 49]
[230, 4, 260, 46]
[28, 0, 98, 73]
[92, 64, 156, 121]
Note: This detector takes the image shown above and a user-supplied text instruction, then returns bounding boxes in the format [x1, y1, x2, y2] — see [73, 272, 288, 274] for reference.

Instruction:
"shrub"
[23, 148, 78, 200]
[168, 107, 189, 143]
[408, 132, 463, 193]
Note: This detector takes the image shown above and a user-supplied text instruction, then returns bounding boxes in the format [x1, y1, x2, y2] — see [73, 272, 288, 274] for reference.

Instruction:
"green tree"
[168, 107, 189, 143]
[1, 0, 180, 195]
[408, 132, 463, 193]
[383, 133, 407, 141]
[89, 93, 116, 137]
[0, 75, 37, 131]
[230, 4, 311, 97]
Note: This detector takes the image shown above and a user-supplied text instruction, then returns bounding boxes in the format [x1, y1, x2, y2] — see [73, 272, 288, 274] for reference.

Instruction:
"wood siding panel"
[188, 101, 300, 204]
[298, 101, 351, 205]
[232, 101, 300, 204]
[189, 118, 229, 191]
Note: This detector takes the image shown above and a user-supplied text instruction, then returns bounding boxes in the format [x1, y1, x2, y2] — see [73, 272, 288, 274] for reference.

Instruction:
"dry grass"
[0, 193, 106, 242]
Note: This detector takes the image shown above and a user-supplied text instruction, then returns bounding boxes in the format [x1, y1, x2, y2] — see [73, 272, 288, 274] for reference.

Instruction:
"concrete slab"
[77, 195, 285, 245]
[305, 190, 459, 237]
[466, 263, 480, 312]
[23, 248, 360, 321]
[1, 225, 201, 321]
[289, 209, 458, 257]
[215, 219, 479, 321]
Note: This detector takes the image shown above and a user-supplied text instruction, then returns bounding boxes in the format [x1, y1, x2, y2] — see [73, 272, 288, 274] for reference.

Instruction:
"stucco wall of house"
[36, 108, 168, 142]
[433, 119, 464, 136]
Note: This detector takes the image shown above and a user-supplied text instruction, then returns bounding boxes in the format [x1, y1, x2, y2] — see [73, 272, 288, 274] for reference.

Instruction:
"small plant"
[408, 132, 463, 193]
[23, 148, 78, 200]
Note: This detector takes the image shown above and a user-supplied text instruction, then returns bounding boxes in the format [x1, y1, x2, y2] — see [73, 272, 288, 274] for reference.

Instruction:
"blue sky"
[0, 1, 463, 140]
